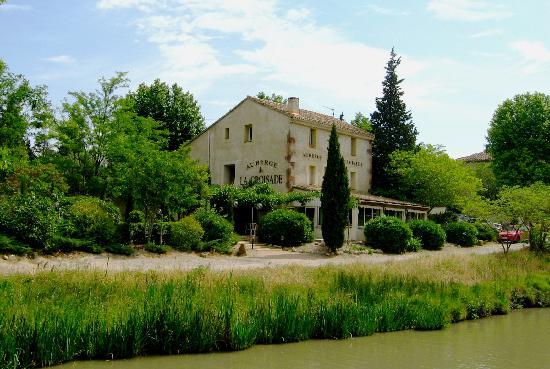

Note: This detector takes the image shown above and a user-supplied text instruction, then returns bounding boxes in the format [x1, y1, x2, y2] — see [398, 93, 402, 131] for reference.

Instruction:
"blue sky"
[1, 0, 549, 157]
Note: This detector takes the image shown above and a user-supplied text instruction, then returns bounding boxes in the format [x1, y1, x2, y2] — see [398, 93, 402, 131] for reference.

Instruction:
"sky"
[1, 0, 549, 157]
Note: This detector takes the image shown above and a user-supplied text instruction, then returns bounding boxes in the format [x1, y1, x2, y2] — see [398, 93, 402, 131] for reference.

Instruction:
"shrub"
[445, 222, 478, 247]
[127, 210, 145, 223]
[409, 220, 446, 250]
[52, 236, 102, 254]
[170, 216, 204, 251]
[0, 234, 33, 255]
[428, 210, 458, 225]
[65, 196, 121, 244]
[145, 242, 170, 254]
[194, 208, 237, 252]
[0, 194, 60, 250]
[104, 243, 135, 256]
[259, 209, 314, 247]
[406, 237, 422, 252]
[363, 216, 412, 254]
[474, 222, 498, 242]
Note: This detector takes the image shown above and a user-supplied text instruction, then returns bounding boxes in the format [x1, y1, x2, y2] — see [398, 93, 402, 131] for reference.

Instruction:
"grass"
[0, 251, 548, 368]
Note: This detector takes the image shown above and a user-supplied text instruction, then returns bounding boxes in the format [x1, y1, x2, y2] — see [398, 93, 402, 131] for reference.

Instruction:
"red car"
[498, 225, 528, 243]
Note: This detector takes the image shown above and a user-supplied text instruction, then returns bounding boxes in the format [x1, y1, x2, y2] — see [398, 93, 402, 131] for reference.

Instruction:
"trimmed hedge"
[409, 220, 446, 250]
[445, 222, 478, 247]
[170, 216, 204, 251]
[474, 222, 498, 242]
[364, 216, 412, 254]
[259, 209, 313, 247]
[194, 208, 237, 253]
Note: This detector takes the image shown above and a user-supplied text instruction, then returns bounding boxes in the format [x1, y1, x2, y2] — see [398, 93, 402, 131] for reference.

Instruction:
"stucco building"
[189, 96, 428, 240]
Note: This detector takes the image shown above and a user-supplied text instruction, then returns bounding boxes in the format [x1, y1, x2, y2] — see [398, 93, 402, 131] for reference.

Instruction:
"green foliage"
[170, 216, 205, 251]
[363, 216, 413, 254]
[529, 226, 549, 253]
[445, 222, 478, 247]
[467, 162, 499, 199]
[130, 79, 205, 150]
[487, 92, 550, 187]
[389, 145, 482, 209]
[194, 208, 237, 253]
[321, 125, 350, 252]
[256, 91, 287, 104]
[105, 243, 135, 256]
[370, 48, 418, 192]
[145, 242, 170, 254]
[52, 236, 102, 254]
[350, 112, 372, 132]
[65, 196, 121, 244]
[428, 210, 459, 225]
[405, 237, 422, 252]
[0, 163, 68, 196]
[474, 222, 497, 242]
[259, 209, 313, 247]
[127, 210, 145, 223]
[409, 220, 446, 250]
[0, 234, 32, 255]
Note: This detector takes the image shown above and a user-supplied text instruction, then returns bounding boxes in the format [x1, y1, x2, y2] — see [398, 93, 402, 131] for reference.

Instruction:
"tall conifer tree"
[321, 124, 350, 253]
[370, 48, 417, 194]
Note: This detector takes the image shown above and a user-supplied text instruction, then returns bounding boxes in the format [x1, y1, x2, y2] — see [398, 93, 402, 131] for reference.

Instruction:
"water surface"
[55, 308, 550, 369]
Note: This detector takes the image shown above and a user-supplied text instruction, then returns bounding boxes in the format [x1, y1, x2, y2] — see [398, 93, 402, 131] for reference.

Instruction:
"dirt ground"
[0, 241, 528, 276]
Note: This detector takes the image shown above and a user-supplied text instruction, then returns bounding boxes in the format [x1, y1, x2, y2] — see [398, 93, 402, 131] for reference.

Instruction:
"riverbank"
[1, 250, 549, 369]
[0, 241, 528, 275]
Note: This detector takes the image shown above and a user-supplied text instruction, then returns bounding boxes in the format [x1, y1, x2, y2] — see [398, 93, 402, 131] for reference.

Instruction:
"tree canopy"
[350, 112, 372, 132]
[487, 92, 550, 187]
[389, 145, 482, 209]
[130, 79, 205, 151]
[321, 124, 350, 252]
[370, 48, 417, 193]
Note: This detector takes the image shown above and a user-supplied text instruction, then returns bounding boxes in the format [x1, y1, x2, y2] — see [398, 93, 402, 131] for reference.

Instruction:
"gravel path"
[0, 242, 529, 275]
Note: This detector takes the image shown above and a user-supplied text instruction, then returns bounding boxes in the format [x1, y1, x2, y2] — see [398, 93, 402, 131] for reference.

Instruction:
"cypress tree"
[370, 48, 418, 194]
[321, 124, 351, 253]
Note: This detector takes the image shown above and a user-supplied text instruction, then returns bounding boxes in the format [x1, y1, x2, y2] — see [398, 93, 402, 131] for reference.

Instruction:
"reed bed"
[1, 251, 549, 369]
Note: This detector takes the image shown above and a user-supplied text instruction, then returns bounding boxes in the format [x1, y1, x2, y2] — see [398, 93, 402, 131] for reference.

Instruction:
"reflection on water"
[55, 309, 550, 369]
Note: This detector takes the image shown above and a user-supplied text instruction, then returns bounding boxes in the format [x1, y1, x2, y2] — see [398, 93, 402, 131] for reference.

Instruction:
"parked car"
[498, 225, 529, 243]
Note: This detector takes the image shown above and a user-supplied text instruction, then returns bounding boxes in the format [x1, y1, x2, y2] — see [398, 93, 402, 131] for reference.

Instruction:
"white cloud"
[0, 3, 32, 11]
[363, 4, 408, 16]
[44, 55, 76, 64]
[427, 0, 513, 21]
[469, 28, 501, 38]
[509, 40, 550, 74]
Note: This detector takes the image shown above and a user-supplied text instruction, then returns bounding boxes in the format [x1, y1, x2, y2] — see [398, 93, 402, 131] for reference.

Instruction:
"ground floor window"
[384, 209, 404, 219]
[406, 211, 424, 221]
[295, 206, 316, 229]
[358, 206, 382, 227]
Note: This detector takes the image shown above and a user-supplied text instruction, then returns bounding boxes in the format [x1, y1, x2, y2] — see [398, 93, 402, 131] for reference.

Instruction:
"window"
[351, 137, 357, 156]
[223, 164, 235, 185]
[308, 165, 316, 186]
[385, 209, 404, 220]
[350, 171, 357, 190]
[244, 124, 253, 142]
[309, 128, 317, 148]
[225, 127, 230, 140]
[358, 207, 381, 227]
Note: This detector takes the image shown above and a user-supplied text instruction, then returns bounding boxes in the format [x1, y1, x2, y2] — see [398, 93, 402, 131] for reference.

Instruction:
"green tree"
[321, 124, 351, 252]
[130, 79, 205, 151]
[487, 92, 550, 187]
[256, 91, 287, 104]
[370, 48, 417, 193]
[467, 162, 499, 199]
[350, 112, 372, 132]
[0, 60, 51, 179]
[389, 145, 482, 209]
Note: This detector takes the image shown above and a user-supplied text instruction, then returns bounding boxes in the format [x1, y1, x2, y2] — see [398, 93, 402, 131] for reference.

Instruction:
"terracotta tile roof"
[457, 151, 492, 163]
[292, 185, 429, 211]
[248, 96, 374, 140]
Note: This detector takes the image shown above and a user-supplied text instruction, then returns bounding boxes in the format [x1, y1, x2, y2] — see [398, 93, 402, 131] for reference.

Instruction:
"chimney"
[287, 97, 299, 114]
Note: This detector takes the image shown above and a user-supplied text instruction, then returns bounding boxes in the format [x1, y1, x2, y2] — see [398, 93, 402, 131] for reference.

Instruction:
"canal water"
[55, 308, 549, 369]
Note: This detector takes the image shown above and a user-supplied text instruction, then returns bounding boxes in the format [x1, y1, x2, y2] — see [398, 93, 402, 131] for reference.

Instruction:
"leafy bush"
[104, 243, 135, 256]
[428, 210, 458, 225]
[406, 237, 422, 252]
[259, 209, 313, 247]
[170, 216, 204, 251]
[65, 196, 121, 244]
[0, 194, 60, 250]
[145, 242, 170, 254]
[363, 216, 412, 254]
[127, 210, 145, 223]
[474, 222, 497, 242]
[0, 234, 33, 255]
[194, 208, 237, 252]
[445, 222, 478, 247]
[409, 220, 446, 250]
[52, 236, 102, 254]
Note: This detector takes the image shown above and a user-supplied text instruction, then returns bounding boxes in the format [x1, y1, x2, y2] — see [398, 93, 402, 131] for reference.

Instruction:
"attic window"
[225, 127, 230, 140]
[244, 124, 253, 142]
[351, 137, 357, 156]
[309, 128, 317, 148]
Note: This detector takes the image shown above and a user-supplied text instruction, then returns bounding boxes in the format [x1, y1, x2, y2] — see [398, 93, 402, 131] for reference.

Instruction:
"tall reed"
[0, 251, 548, 369]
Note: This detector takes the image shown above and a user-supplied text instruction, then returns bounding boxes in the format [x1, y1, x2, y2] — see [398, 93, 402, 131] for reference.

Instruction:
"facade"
[189, 96, 428, 241]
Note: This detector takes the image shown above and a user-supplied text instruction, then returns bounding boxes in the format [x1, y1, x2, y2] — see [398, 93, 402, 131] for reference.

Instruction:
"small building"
[189, 96, 428, 240]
